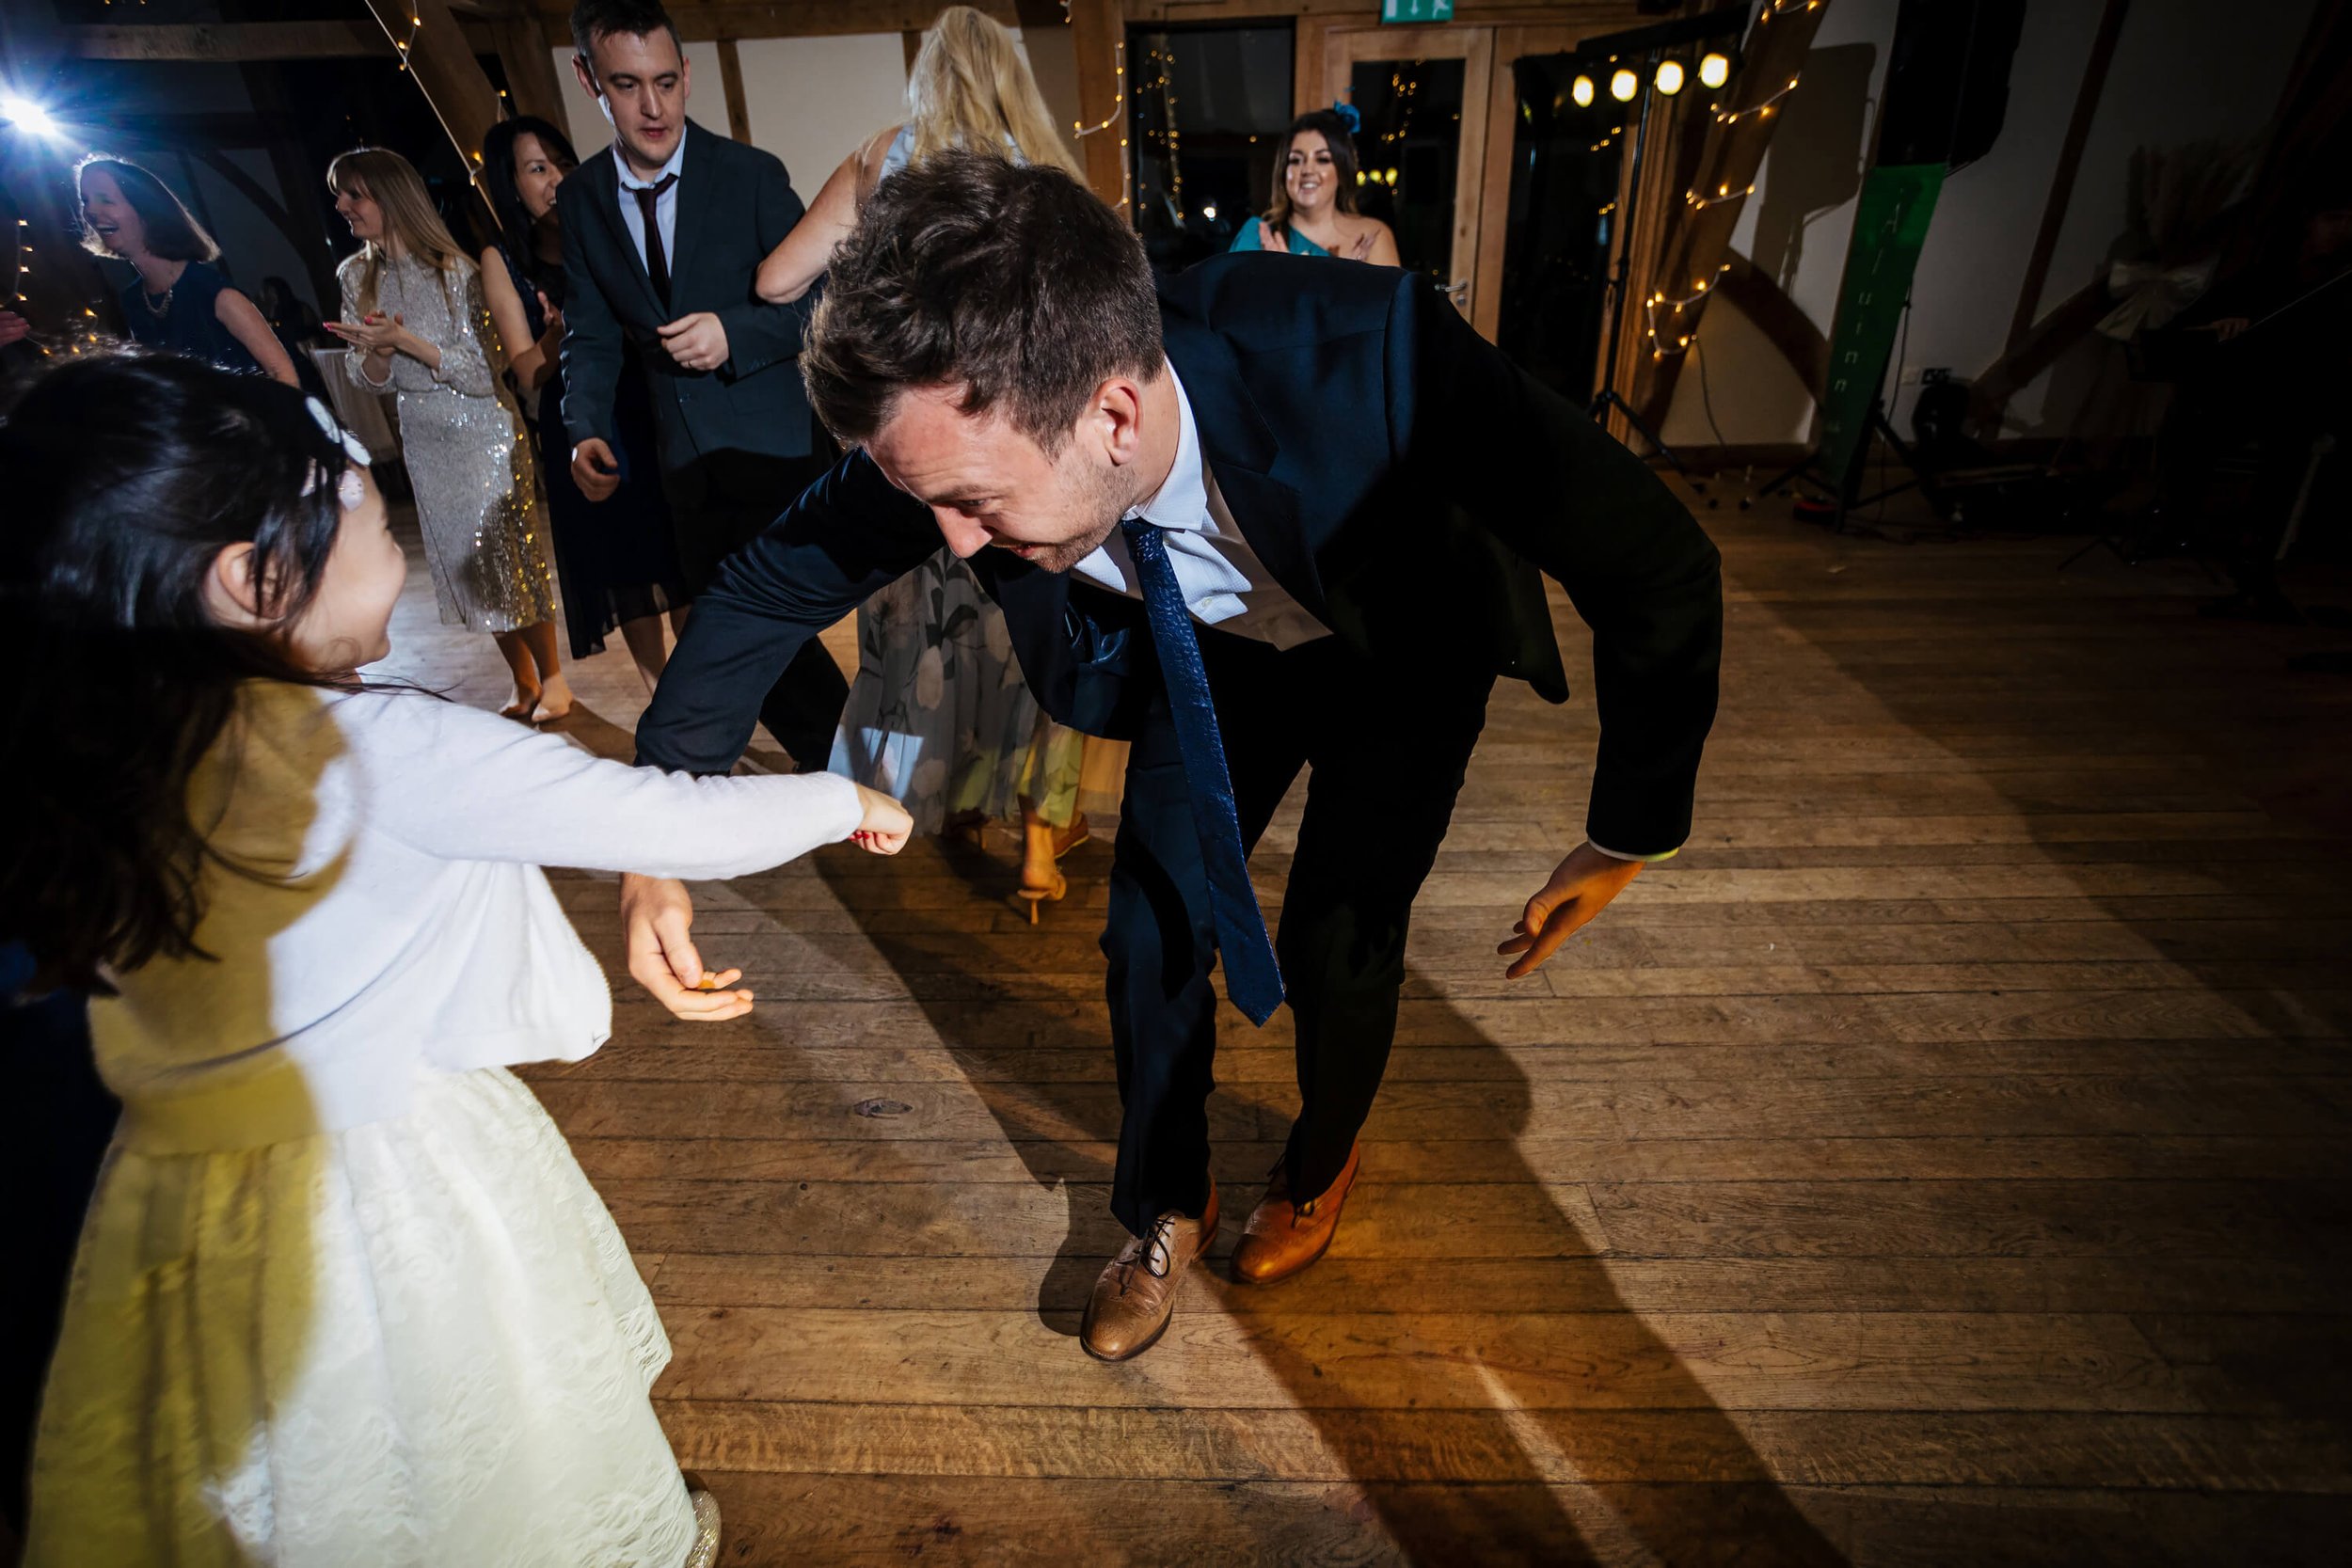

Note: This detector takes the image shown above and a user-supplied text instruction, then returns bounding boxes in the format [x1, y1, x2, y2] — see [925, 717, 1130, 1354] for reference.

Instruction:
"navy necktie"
[1120, 519, 1284, 1025]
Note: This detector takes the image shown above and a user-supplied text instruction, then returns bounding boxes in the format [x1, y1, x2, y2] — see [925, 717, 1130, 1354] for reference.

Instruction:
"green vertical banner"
[1380, 0, 1454, 23]
[1816, 163, 1945, 484]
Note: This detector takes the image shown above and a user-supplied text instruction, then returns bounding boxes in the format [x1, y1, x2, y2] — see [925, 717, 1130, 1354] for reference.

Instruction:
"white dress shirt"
[1070, 362, 1331, 651]
[1073, 362, 1662, 864]
[612, 135, 686, 279]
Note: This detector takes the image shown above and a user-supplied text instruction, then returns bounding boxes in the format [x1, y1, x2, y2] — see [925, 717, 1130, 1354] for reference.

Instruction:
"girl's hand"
[1345, 228, 1377, 261]
[851, 785, 914, 855]
[1259, 219, 1289, 255]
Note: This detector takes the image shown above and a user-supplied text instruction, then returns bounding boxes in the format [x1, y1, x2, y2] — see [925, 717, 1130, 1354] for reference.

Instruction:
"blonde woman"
[326, 147, 567, 721]
[762, 5, 1121, 917]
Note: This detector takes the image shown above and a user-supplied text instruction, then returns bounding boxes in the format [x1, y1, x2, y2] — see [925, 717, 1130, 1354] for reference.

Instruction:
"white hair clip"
[300, 395, 373, 510]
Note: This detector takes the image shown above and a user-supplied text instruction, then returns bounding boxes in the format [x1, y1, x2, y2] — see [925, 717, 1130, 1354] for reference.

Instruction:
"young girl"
[0, 353, 912, 1567]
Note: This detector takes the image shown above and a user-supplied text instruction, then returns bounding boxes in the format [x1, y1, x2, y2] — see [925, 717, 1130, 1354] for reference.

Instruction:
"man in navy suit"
[626, 154, 1723, 1361]
[559, 0, 846, 765]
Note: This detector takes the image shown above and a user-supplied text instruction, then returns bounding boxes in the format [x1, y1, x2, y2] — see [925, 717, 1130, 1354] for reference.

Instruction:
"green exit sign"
[1381, 0, 1454, 22]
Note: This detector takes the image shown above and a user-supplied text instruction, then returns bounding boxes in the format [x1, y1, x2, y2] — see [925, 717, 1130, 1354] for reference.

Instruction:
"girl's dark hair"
[1264, 109, 1363, 241]
[0, 351, 357, 987]
[76, 155, 222, 264]
[478, 116, 580, 277]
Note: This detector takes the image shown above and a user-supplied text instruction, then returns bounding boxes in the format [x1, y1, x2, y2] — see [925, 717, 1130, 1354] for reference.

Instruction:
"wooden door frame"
[1303, 21, 1493, 322]
[1475, 20, 1688, 415]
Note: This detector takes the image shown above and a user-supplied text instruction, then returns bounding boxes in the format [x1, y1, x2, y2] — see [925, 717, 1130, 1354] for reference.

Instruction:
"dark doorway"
[1345, 54, 1467, 291]
[1495, 53, 1626, 400]
[1126, 24, 1294, 273]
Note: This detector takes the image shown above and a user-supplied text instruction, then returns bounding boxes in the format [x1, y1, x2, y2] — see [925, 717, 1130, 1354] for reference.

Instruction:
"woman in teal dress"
[1230, 108, 1400, 265]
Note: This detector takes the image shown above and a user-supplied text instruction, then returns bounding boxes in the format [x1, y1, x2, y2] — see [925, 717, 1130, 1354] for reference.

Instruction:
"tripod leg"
[1746, 453, 1817, 507]
[2058, 535, 2113, 570]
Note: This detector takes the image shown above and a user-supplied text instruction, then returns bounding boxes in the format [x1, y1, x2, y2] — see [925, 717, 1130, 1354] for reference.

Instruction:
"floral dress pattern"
[830, 548, 1037, 834]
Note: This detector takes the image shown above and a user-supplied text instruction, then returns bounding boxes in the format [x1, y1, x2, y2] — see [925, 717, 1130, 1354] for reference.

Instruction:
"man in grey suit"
[559, 0, 846, 765]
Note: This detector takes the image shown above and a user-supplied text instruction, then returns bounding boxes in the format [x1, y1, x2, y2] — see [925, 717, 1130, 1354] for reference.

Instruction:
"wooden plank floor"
[380, 489, 2352, 1566]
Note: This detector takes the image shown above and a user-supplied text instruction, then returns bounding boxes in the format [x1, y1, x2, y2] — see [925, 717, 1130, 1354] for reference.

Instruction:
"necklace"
[137, 260, 186, 320]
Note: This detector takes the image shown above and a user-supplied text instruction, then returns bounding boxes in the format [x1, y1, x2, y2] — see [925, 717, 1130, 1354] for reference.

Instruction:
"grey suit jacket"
[557, 119, 818, 468]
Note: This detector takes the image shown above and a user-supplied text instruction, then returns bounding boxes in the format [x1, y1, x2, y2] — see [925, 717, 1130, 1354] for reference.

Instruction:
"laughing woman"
[326, 147, 567, 721]
[77, 155, 301, 386]
[1230, 108, 1399, 265]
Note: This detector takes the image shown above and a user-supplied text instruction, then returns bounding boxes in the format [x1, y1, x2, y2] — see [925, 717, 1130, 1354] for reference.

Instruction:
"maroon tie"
[632, 173, 678, 308]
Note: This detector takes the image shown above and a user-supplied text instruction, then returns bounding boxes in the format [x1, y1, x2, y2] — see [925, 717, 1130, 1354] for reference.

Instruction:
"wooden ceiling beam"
[359, 0, 501, 224]
[63, 19, 504, 62]
[523, 0, 1016, 44]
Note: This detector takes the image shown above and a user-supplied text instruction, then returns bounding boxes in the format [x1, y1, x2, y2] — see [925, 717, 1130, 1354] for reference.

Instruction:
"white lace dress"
[24, 683, 867, 1567]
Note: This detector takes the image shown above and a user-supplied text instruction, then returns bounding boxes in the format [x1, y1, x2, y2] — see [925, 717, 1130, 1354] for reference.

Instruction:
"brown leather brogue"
[1079, 1184, 1220, 1362]
[1232, 1142, 1361, 1285]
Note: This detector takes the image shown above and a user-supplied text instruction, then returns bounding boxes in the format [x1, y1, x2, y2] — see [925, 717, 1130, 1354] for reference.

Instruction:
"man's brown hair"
[802, 150, 1163, 451]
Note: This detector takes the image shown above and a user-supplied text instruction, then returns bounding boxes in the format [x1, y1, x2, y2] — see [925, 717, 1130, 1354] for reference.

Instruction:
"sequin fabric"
[340, 252, 557, 633]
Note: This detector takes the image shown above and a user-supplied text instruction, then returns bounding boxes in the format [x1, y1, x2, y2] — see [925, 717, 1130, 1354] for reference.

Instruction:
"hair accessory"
[1332, 102, 1362, 135]
[301, 395, 373, 510]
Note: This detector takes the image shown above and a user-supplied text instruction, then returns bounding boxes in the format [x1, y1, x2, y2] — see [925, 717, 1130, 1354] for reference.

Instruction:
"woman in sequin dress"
[326, 147, 566, 722]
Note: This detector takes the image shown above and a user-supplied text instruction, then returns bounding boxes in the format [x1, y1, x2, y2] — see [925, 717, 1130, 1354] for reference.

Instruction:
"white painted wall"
[736, 33, 910, 193]
[1661, 0, 2315, 450]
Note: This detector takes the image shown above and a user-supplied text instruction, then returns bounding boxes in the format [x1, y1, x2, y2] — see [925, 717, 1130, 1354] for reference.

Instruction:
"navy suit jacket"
[635, 253, 1723, 854]
[557, 120, 818, 468]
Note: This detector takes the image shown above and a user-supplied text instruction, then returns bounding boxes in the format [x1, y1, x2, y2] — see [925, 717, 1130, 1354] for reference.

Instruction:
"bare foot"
[531, 673, 576, 725]
[500, 685, 541, 721]
[1018, 813, 1090, 895]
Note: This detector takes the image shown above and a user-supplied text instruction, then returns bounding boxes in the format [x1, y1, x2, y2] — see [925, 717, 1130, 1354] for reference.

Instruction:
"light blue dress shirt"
[1071, 362, 1331, 651]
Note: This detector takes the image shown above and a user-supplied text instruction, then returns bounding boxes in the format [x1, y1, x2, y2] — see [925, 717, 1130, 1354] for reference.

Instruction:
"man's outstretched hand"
[620, 872, 754, 1021]
[1499, 842, 1647, 979]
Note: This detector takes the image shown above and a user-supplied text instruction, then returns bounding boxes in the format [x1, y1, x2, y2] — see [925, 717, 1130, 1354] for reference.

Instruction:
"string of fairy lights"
[1066, 38, 1133, 212]
[10, 212, 112, 360]
[1643, 261, 1736, 358]
[394, 10, 425, 73]
[1134, 40, 1184, 223]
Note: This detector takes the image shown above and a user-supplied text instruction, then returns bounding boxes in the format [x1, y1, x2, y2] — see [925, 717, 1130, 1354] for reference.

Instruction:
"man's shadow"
[809, 841, 1848, 1567]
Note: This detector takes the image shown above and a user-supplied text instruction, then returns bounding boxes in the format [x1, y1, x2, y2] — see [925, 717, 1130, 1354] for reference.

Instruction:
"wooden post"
[361, 0, 502, 208]
[716, 37, 755, 142]
[2004, 0, 2128, 354]
[488, 13, 571, 129]
[1627, 0, 1835, 431]
[1066, 0, 1130, 214]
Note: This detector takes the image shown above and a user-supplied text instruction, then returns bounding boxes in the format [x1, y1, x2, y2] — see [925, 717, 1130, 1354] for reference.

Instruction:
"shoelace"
[1264, 1156, 1317, 1223]
[1116, 1211, 1182, 1285]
